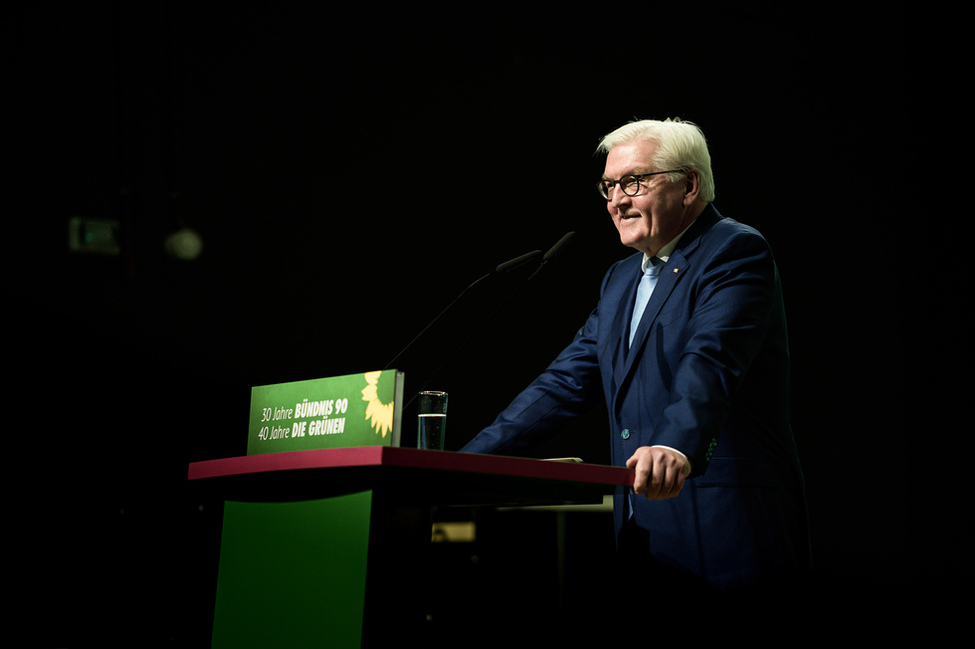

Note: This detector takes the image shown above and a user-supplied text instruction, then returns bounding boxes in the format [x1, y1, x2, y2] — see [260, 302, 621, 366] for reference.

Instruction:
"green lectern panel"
[211, 490, 373, 648]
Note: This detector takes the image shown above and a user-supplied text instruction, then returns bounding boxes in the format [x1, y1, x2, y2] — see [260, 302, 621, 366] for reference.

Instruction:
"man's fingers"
[626, 446, 689, 501]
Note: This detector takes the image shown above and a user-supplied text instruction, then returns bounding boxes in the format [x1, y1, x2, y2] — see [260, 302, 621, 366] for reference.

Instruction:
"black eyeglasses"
[597, 169, 685, 200]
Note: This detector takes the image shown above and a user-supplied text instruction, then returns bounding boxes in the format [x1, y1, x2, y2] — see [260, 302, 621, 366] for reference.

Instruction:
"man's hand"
[626, 446, 691, 500]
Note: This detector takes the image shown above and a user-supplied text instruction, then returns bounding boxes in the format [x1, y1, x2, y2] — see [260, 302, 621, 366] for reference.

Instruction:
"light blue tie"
[629, 257, 662, 348]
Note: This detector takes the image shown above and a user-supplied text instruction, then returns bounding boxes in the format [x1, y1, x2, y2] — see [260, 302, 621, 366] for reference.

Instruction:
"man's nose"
[608, 184, 631, 207]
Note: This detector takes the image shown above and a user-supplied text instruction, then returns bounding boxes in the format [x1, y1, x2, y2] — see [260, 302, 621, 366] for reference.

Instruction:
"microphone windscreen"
[495, 249, 542, 273]
[542, 231, 575, 261]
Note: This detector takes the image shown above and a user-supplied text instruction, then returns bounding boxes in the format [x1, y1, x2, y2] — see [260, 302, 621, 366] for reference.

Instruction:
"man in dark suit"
[459, 118, 810, 593]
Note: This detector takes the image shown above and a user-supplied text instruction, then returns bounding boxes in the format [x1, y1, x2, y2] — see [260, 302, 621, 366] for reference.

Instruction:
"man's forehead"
[603, 139, 658, 176]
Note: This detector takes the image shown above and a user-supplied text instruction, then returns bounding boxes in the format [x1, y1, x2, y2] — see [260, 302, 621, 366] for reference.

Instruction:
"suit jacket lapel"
[610, 258, 642, 389]
[611, 205, 720, 405]
[620, 205, 716, 382]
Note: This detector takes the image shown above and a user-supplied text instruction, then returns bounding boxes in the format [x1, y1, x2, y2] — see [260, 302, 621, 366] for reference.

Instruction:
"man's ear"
[683, 170, 701, 205]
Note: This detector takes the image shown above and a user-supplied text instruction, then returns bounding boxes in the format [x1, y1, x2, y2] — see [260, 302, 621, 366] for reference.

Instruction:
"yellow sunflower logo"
[361, 371, 394, 438]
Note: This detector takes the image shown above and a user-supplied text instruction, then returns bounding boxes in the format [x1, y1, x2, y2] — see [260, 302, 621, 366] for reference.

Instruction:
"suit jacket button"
[621, 428, 630, 440]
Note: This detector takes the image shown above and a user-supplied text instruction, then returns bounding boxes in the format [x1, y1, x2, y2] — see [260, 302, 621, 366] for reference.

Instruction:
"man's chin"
[618, 231, 649, 252]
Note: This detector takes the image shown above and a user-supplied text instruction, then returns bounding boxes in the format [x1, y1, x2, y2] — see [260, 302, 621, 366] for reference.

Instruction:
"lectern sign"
[247, 370, 404, 455]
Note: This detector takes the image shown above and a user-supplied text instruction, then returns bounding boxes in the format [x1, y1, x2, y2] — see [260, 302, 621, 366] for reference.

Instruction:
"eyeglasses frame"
[597, 169, 686, 200]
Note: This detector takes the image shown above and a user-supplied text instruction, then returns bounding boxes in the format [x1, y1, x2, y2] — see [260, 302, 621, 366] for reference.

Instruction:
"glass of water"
[417, 391, 448, 450]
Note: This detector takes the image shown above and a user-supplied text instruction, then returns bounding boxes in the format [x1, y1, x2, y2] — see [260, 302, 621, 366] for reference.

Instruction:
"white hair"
[597, 118, 715, 203]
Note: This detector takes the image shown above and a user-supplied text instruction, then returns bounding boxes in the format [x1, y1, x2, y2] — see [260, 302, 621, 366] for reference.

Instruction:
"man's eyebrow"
[602, 169, 652, 181]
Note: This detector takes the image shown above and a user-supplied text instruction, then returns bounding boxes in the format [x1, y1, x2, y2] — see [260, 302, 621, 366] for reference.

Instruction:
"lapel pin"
[673, 268, 680, 273]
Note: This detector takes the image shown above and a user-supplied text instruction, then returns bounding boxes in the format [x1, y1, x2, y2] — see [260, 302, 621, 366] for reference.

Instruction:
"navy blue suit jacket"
[460, 205, 811, 588]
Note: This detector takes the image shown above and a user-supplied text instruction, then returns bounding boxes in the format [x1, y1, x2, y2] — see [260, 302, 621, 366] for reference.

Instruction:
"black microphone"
[495, 249, 543, 273]
[528, 231, 575, 280]
[382, 249, 542, 371]
[400, 231, 577, 407]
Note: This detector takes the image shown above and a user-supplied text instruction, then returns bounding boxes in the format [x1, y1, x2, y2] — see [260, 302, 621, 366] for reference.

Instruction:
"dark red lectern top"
[188, 446, 634, 508]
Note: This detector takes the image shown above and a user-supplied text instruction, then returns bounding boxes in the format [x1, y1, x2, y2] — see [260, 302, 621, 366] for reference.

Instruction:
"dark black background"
[8, 2, 962, 645]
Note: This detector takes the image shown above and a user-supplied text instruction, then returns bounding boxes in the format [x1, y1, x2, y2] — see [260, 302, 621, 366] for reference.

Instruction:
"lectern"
[188, 446, 633, 647]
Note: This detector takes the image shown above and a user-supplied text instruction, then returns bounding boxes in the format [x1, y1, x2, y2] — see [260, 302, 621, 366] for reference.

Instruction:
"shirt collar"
[641, 221, 694, 272]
